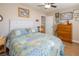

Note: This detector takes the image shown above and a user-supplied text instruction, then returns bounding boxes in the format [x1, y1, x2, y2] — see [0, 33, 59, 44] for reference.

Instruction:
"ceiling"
[25, 3, 79, 15]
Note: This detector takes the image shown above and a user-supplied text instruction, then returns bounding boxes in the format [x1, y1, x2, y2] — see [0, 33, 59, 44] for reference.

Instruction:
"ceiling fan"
[37, 3, 57, 9]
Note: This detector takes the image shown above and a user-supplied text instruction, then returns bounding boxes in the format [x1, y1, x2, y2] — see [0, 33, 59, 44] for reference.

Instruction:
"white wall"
[0, 4, 46, 36]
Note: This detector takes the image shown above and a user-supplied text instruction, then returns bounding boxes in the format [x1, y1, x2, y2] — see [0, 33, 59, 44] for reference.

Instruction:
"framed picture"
[73, 10, 79, 21]
[60, 12, 73, 20]
[18, 7, 29, 18]
[74, 13, 79, 18]
[73, 10, 79, 18]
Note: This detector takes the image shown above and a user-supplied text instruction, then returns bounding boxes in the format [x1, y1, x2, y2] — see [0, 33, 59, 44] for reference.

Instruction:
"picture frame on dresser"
[73, 10, 79, 21]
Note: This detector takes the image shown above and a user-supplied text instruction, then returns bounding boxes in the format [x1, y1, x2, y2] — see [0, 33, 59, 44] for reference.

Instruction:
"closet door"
[46, 16, 54, 35]
[73, 10, 79, 43]
[73, 21, 79, 43]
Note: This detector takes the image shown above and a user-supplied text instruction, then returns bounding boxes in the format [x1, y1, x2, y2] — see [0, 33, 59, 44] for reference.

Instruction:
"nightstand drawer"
[0, 45, 5, 53]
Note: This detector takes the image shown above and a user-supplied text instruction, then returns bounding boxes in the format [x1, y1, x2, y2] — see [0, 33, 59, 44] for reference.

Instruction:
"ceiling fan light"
[45, 5, 50, 8]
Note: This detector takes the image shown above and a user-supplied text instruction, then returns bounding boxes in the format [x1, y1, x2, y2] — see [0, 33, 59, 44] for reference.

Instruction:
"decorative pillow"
[9, 28, 31, 38]
[9, 27, 38, 39]
[15, 30, 22, 36]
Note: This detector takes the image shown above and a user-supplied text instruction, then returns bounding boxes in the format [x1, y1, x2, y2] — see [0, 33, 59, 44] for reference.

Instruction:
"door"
[73, 20, 79, 43]
[41, 16, 46, 33]
[46, 16, 53, 35]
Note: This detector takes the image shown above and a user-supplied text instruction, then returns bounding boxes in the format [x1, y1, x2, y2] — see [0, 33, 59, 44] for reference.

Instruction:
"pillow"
[9, 28, 31, 38]
[9, 27, 38, 39]
[15, 30, 22, 36]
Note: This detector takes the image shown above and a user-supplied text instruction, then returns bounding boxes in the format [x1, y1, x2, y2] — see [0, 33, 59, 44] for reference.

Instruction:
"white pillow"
[15, 30, 22, 36]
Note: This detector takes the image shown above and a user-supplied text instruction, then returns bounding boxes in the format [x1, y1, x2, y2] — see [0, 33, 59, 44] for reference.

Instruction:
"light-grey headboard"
[9, 20, 35, 31]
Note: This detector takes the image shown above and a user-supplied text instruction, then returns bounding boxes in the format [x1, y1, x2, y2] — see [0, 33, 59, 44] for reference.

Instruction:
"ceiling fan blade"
[37, 5, 44, 7]
[51, 5, 56, 8]
[50, 3, 55, 4]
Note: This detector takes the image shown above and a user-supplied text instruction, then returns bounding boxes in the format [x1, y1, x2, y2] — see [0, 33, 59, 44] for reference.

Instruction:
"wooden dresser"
[56, 24, 72, 42]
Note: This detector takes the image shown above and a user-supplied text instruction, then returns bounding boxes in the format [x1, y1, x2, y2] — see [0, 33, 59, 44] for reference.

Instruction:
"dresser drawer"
[57, 26, 71, 31]
[57, 32, 72, 42]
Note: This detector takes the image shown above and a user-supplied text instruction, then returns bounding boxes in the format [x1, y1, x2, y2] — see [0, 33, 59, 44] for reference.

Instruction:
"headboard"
[9, 20, 35, 31]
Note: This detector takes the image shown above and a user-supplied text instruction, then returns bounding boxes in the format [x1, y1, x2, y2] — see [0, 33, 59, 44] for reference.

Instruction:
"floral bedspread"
[6, 32, 64, 56]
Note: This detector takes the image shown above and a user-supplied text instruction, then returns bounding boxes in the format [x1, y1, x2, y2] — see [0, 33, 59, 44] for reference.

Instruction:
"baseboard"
[72, 40, 79, 44]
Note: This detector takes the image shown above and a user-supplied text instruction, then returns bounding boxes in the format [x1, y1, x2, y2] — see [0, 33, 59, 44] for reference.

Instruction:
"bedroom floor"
[64, 41, 79, 56]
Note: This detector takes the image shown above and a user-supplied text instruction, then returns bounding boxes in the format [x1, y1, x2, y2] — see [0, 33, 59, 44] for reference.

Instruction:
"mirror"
[0, 15, 3, 22]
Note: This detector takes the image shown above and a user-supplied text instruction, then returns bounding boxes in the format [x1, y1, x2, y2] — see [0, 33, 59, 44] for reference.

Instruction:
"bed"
[6, 20, 64, 56]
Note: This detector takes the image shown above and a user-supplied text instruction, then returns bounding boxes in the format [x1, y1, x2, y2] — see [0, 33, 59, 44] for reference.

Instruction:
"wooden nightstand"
[0, 36, 6, 54]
